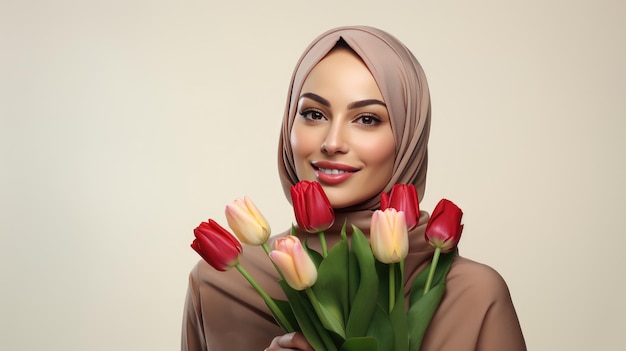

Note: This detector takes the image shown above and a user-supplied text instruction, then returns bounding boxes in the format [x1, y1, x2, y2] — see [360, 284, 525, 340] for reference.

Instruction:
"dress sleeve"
[181, 262, 207, 351]
[475, 268, 527, 351]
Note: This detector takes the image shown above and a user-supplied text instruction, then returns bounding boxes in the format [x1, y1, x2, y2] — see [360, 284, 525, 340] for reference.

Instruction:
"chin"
[325, 190, 366, 210]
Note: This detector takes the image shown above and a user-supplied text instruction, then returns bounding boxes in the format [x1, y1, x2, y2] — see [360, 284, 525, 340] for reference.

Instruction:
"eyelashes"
[299, 109, 326, 121]
[298, 109, 384, 127]
[354, 114, 383, 126]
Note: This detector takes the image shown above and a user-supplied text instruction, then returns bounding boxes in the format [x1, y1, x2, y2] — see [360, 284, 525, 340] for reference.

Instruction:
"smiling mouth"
[311, 162, 359, 184]
[317, 167, 351, 175]
[311, 162, 360, 174]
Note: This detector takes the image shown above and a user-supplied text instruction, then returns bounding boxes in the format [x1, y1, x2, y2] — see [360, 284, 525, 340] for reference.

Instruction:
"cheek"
[290, 124, 318, 175]
[290, 126, 307, 159]
[360, 133, 396, 197]
[361, 134, 396, 171]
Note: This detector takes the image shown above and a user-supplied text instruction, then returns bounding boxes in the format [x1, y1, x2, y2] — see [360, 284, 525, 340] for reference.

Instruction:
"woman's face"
[290, 48, 396, 209]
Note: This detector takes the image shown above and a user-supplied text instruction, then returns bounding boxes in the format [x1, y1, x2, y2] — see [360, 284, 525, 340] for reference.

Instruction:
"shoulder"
[446, 255, 513, 305]
[427, 255, 527, 350]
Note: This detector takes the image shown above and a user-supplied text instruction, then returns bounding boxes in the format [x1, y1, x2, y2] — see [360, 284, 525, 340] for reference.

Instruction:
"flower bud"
[191, 219, 242, 271]
[269, 236, 318, 290]
[225, 196, 271, 245]
[380, 184, 420, 230]
[291, 181, 334, 233]
[425, 199, 463, 253]
[370, 208, 409, 264]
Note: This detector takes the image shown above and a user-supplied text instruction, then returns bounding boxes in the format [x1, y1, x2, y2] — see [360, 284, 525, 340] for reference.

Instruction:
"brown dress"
[181, 211, 526, 350]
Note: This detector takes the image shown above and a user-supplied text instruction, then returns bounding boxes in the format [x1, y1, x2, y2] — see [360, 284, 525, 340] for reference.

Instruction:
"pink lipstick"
[312, 161, 359, 185]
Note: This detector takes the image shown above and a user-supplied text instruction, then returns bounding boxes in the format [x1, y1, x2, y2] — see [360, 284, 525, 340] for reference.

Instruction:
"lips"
[311, 161, 359, 185]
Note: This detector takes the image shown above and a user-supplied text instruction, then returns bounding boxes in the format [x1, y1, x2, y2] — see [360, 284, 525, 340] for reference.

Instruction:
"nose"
[321, 120, 348, 155]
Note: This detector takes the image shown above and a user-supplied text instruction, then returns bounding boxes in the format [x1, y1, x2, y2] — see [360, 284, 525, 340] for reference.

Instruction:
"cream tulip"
[370, 208, 409, 264]
[225, 196, 271, 246]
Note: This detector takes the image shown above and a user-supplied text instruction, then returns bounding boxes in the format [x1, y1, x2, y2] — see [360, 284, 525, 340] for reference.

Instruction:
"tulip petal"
[225, 197, 270, 245]
[291, 240, 318, 287]
[380, 184, 420, 230]
[244, 197, 271, 233]
[291, 181, 334, 233]
[370, 209, 409, 264]
[191, 220, 242, 271]
[271, 236, 318, 290]
[425, 199, 463, 253]
[270, 250, 305, 290]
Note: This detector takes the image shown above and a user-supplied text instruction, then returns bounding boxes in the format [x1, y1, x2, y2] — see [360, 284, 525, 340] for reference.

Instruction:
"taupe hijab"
[278, 26, 430, 210]
[277, 26, 432, 236]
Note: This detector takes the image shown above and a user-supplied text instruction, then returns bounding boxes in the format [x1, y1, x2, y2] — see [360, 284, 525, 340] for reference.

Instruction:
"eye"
[354, 114, 382, 126]
[299, 109, 326, 122]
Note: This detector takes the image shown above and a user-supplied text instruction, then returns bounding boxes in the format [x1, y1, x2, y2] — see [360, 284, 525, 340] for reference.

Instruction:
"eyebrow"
[300, 93, 386, 110]
[300, 93, 330, 107]
[347, 99, 387, 109]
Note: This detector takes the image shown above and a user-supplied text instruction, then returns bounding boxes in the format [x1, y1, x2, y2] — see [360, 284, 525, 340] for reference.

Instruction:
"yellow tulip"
[370, 208, 409, 264]
[225, 196, 271, 246]
[269, 236, 318, 290]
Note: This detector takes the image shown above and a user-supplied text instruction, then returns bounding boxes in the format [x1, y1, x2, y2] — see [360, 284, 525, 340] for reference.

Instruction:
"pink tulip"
[269, 236, 318, 290]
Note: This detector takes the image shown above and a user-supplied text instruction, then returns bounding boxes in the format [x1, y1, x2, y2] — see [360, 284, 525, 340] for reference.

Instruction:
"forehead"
[300, 48, 384, 101]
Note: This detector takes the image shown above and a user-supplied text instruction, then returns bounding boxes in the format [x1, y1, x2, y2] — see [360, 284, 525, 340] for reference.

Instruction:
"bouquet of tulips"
[191, 181, 463, 351]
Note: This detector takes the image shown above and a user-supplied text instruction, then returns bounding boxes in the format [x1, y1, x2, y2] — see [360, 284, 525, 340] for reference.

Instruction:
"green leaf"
[364, 303, 394, 349]
[306, 288, 346, 339]
[294, 225, 323, 269]
[340, 219, 348, 241]
[312, 235, 350, 332]
[270, 298, 299, 332]
[407, 250, 456, 351]
[373, 260, 389, 311]
[304, 237, 324, 268]
[278, 280, 338, 351]
[371, 260, 408, 350]
[346, 223, 359, 306]
[340, 337, 379, 351]
[407, 283, 446, 351]
[345, 226, 379, 338]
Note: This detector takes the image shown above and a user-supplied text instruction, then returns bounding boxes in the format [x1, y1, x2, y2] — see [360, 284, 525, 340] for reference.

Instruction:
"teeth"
[319, 168, 347, 175]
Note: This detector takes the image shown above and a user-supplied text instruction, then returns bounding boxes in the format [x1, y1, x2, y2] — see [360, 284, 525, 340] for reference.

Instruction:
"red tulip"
[191, 219, 242, 271]
[290, 181, 334, 233]
[380, 184, 420, 230]
[425, 199, 463, 253]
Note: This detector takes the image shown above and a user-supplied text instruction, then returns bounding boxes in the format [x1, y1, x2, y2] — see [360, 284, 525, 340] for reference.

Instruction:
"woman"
[182, 26, 526, 351]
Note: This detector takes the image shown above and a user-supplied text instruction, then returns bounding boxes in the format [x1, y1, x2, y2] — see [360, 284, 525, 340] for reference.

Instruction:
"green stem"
[389, 263, 396, 312]
[236, 264, 294, 332]
[318, 231, 328, 257]
[423, 247, 441, 296]
[262, 243, 271, 255]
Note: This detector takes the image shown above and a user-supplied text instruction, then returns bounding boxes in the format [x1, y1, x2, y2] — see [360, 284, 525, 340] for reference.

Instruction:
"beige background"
[1, 0, 624, 350]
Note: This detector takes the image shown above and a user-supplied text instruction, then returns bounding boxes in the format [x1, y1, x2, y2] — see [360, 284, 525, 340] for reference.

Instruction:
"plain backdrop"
[1, 1, 624, 350]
